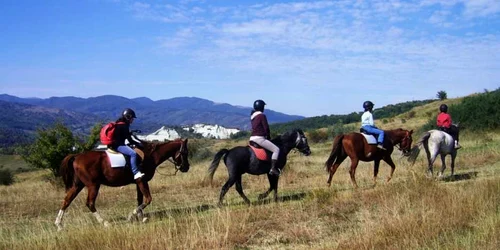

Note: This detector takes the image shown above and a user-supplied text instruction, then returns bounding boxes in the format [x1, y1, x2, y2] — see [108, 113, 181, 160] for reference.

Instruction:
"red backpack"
[100, 121, 125, 145]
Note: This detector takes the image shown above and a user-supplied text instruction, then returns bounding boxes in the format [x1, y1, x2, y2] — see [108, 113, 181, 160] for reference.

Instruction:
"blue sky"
[1, 0, 499, 117]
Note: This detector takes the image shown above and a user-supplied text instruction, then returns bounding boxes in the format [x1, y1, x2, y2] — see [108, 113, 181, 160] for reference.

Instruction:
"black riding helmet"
[253, 99, 266, 112]
[122, 108, 137, 121]
[439, 104, 448, 113]
[363, 101, 374, 111]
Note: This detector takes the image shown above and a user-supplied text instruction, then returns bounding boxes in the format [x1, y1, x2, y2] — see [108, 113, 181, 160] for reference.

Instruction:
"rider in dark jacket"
[112, 108, 144, 180]
[249, 100, 281, 176]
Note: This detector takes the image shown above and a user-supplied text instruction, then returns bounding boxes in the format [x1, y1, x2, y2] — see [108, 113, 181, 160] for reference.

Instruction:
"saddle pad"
[361, 133, 378, 144]
[105, 150, 126, 167]
[249, 145, 269, 161]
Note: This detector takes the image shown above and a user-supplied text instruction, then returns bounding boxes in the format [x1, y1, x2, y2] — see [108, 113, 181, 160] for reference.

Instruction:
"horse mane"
[271, 129, 302, 147]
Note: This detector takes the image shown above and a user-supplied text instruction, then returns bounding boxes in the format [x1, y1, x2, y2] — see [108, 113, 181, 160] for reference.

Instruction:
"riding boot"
[377, 144, 386, 150]
[454, 140, 462, 149]
[269, 160, 280, 176]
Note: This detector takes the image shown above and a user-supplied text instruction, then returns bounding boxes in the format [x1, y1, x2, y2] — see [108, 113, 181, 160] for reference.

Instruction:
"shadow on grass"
[111, 191, 310, 223]
[440, 171, 478, 182]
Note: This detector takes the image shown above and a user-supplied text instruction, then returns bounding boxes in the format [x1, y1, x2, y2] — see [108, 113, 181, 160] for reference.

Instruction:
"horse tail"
[407, 132, 431, 165]
[325, 134, 344, 172]
[206, 149, 229, 184]
[60, 154, 77, 191]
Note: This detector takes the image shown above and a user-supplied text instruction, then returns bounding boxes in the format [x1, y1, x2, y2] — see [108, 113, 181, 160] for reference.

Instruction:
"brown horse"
[325, 128, 413, 188]
[54, 138, 189, 231]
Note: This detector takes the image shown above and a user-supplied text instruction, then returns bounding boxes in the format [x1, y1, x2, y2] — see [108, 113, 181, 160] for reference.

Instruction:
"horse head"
[141, 138, 190, 173]
[393, 128, 413, 156]
[281, 129, 311, 156]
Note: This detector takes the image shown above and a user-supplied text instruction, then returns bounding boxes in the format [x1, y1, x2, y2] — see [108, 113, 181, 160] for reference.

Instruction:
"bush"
[187, 139, 215, 163]
[0, 167, 15, 186]
[407, 111, 416, 119]
[307, 129, 329, 143]
[21, 122, 101, 177]
[450, 88, 500, 130]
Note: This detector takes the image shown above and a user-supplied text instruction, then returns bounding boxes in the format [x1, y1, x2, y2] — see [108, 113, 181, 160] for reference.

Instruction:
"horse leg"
[258, 175, 278, 201]
[127, 184, 145, 222]
[425, 148, 438, 177]
[86, 184, 110, 227]
[129, 180, 152, 223]
[218, 176, 237, 207]
[450, 152, 457, 176]
[349, 158, 360, 188]
[235, 176, 251, 205]
[438, 154, 447, 179]
[373, 160, 381, 186]
[327, 155, 347, 187]
[382, 157, 396, 183]
[55, 183, 84, 231]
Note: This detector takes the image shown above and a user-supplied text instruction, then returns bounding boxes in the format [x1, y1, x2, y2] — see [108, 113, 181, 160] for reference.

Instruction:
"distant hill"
[0, 94, 304, 131]
[0, 94, 304, 148]
[270, 99, 436, 133]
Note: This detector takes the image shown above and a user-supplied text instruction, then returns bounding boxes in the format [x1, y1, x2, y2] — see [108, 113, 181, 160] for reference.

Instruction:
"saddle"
[104, 148, 144, 168]
[248, 141, 271, 161]
[359, 128, 378, 145]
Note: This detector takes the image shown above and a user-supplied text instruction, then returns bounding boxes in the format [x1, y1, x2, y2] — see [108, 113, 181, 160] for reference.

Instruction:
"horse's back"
[73, 150, 109, 169]
[427, 130, 454, 154]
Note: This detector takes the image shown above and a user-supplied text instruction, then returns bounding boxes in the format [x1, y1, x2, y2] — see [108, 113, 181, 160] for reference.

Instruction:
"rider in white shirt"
[360, 101, 386, 150]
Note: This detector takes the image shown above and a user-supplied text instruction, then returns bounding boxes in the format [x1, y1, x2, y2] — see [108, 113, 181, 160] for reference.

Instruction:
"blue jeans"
[362, 125, 385, 144]
[116, 145, 140, 175]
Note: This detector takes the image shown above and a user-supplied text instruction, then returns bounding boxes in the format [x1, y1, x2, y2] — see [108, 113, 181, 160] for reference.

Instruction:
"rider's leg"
[117, 145, 144, 179]
[362, 126, 386, 150]
[251, 137, 281, 176]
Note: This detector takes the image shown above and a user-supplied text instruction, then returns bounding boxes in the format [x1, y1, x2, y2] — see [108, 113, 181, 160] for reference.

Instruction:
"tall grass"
[1, 116, 499, 249]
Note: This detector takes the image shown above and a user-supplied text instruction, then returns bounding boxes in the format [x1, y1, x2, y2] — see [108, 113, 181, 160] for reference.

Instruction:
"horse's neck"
[147, 142, 179, 166]
[386, 130, 404, 144]
[274, 136, 296, 156]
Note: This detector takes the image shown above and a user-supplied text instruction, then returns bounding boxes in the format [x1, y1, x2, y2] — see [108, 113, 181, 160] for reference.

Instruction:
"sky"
[0, 0, 499, 117]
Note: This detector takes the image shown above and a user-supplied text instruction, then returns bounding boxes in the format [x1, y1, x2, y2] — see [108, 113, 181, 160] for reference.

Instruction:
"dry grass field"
[1, 101, 499, 250]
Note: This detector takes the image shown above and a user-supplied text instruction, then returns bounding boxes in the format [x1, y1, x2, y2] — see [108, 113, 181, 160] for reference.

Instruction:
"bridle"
[293, 131, 310, 154]
[395, 131, 412, 154]
[166, 141, 187, 174]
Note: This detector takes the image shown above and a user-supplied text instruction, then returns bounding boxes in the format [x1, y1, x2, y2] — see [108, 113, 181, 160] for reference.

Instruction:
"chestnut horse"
[55, 138, 189, 231]
[325, 128, 413, 188]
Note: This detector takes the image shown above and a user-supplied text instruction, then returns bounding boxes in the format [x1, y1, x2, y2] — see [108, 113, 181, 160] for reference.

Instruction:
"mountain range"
[0, 94, 304, 147]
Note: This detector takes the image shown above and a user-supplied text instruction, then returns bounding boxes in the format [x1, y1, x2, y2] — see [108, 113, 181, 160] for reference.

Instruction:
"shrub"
[307, 129, 329, 143]
[0, 167, 15, 186]
[450, 88, 500, 130]
[21, 122, 101, 177]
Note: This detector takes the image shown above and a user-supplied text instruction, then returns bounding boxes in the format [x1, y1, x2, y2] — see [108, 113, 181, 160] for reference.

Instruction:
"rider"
[249, 99, 281, 176]
[437, 104, 461, 149]
[111, 108, 144, 180]
[360, 101, 386, 150]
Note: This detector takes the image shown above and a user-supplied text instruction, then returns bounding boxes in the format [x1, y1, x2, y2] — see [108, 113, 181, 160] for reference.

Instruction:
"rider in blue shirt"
[360, 101, 386, 150]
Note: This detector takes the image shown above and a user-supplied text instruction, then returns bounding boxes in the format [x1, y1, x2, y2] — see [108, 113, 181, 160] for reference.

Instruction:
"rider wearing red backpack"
[111, 108, 144, 180]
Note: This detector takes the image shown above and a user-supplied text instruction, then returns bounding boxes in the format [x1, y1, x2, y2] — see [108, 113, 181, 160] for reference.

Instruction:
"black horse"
[206, 129, 311, 206]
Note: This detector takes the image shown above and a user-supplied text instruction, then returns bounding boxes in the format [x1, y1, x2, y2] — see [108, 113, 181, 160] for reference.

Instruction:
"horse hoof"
[56, 225, 63, 232]
[142, 217, 148, 223]
[103, 221, 111, 227]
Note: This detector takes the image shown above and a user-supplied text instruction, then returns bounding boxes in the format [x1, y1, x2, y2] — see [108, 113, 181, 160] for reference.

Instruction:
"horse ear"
[410, 130, 413, 134]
